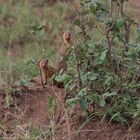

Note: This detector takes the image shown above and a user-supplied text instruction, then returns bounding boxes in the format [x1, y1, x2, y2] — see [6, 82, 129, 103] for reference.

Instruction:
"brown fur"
[39, 59, 63, 87]
[57, 31, 72, 72]
[58, 31, 71, 57]
[39, 59, 56, 84]
[57, 58, 68, 72]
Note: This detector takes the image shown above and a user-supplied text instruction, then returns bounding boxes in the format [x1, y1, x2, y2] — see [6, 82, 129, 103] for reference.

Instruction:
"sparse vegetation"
[0, 0, 140, 140]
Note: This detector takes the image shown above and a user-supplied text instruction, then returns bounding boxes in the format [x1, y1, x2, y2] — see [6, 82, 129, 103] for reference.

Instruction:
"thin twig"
[107, 5, 120, 32]
[52, 87, 72, 140]
[119, 0, 131, 51]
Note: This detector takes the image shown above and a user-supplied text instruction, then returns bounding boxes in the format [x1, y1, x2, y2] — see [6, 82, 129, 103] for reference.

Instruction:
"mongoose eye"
[45, 59, 48, 63]
[63, 31, 70, 38]
[39, 59, 48, 68]
[65, 33, 70, 39]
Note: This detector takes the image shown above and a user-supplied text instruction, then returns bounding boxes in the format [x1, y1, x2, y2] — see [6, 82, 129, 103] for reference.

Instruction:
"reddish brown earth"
[128, 0, 140, 24]
[0, 76, 140, 140]
[0, 1, 140, 140]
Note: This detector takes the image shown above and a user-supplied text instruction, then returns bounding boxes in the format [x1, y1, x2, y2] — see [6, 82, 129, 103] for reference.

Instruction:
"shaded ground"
[0, 77, 140, 140]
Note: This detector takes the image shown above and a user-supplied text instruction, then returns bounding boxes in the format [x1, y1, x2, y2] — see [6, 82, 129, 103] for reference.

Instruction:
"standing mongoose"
[39, 58, 57, 84]
[39, 58, 63, 87]
[57, 31, 72, 72]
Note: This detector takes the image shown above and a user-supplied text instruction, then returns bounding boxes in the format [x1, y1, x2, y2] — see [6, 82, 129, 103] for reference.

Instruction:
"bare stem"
[120, 1, 130, 51]
[74, 46, 82, 90]
[31, 59, 45, 88]
[110, 0, 113, 18]
[106, 31, 113, 70]
[38, 62, 45, 88]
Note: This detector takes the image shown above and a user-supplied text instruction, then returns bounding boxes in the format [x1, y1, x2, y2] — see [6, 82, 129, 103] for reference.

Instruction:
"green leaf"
[109, 112, 125, 122]
[18, 79, 31, 86]
[90, 94, 100, 104]
[77, 112, 102, 134]
[99, 98, 106, 107]
[94, 49, 108, 65]
[89, 5, 96, 14]
[73, 18, 80, 26]
[81, 73, 88, 82]
[48, 96, 56, 112]
[55, 74, 73, 83]
[136, 28, 140, 41]
[77, 88, 87, 97]
[88, 46, 95, 54]
[79, 98, 88, 111]
[31, 128, 42, 137]
[100, 49, 108, 61]
[136, 28, 140, 34]
[104, 76, 112, 86]
[116, 19, 124, 28]
[66, 97, 80, 105]
[87, 72, 99, 81]
[103, 92, 117, 98]
[116, 33, 125, 43]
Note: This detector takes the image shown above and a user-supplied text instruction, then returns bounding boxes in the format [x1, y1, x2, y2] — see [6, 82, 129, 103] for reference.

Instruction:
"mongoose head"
[63, 31, 71, 44]
[39, 59, 48, 69]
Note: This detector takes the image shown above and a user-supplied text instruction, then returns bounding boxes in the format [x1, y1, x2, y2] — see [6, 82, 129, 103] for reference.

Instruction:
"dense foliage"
[56, 0, 140, 123]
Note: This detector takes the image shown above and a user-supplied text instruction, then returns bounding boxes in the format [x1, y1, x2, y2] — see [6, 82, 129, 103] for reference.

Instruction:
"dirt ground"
[0, 76, 140, 140]
[0, 0, 140, 140]
[128, 0, 140, 24]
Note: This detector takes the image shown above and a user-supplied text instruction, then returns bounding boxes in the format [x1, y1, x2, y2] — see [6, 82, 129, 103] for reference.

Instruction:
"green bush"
[62, 0, 140, 123]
